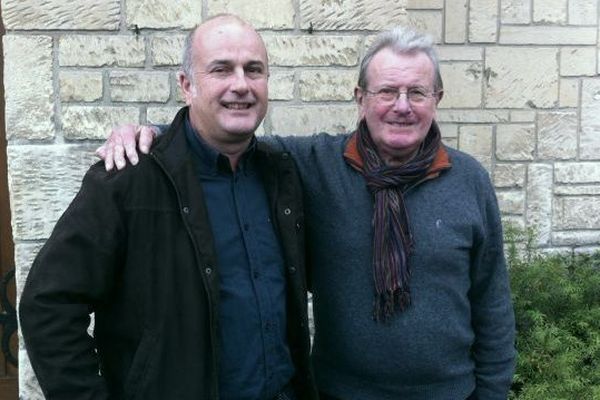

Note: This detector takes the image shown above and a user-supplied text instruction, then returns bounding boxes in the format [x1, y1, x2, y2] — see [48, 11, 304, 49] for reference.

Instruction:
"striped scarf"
[345, 120, 443, 322]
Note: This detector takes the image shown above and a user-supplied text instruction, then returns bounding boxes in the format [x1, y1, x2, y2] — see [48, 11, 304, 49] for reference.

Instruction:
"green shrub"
[506, 225, 600, 400]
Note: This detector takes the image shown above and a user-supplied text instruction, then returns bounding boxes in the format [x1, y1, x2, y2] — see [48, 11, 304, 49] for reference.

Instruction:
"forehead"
[366, 48, 435, 87]
[193, 21, 268, 65]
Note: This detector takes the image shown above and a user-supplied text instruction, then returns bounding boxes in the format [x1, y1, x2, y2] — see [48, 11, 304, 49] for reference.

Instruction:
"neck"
[382, 149, 419, 167]
[200, 134, 253, 171]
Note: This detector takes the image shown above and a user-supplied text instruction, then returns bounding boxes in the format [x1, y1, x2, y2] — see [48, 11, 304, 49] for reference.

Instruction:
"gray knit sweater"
[268, 132, 516, 400]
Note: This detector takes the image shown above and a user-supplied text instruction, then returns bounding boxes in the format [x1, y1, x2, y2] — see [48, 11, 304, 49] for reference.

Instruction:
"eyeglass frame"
[359, 86, 442, 106]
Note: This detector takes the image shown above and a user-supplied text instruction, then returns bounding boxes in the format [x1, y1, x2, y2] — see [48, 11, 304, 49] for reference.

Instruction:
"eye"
[378, 87, 397, 96]
[408, 88, 428, 101]
[245, 64, 266, 78]
[210, 65, 232, 75]
[409, 88, 428, 96]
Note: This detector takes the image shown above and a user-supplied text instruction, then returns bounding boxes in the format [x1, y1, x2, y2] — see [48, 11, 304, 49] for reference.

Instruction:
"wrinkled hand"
[96, 124, 158, 171]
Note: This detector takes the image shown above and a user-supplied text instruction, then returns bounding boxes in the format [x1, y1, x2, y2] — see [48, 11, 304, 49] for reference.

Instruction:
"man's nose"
[231, 69, 250, 93]
[392, 93, 412, 113]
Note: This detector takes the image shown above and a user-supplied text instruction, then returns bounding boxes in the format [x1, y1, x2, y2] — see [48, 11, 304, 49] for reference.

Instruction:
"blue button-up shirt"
[185, 119, 294, 400]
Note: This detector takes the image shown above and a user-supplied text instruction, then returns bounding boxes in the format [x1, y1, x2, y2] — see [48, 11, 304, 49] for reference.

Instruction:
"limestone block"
[208, 0, 294, 29]
[59, 35, 145, 67]
[269, 105, 357, 135]
[4, 35, 55, 140]
[16, 242, 43, 400]
[175, 78, 186, 103]
[458, 125, 493, 170]
[151, 35, 186, 66]
[500, 0, 530, 24]
[2, 0, 119, 30]
[443, 137, 458, 149]
[573, 246, 600, 254]
[269, 70, 296, 101]
[494, 163, 526, 188]
[438, 62, 483, 108]
[496, 190, 525, 214]
[569, 0, 598, 25]
[14, 242, 44, 298]
[437, 123, 458, 138]
[552, 231, 600, 246]
[60, 71, 103, 102]
[559, 78, 579, 108]
[407, 0, 443, 8]
[539, 247, 574, 256]
[436, 109, 509, 123]
[469, 0, 498, 43]
[510, 111, 536, 122]
[554, 197, 600, 230]
[7, 145, 97, 240]
[126, 0, 201, 29]
[62, 106, 140, 140]
[406, 11, 443, 43]
[526, 164, 553, 245]
[560, 47, 597, 77]
[496, 124, 535, 161]
[554, 185, 600, 195]
[537, 111, 577, 160]
[581, 79, 600, 160]
[299, 0, 406, 30]
[445, 0, 467, 43]
[19, 348, 43, 400]
[485, 47, 558, 108]
[500, 26, 597, 45]
[263, 35, 361, 67]
[555, 162, 600, 183]
[533, 0, 567, 24]
[437, 46, 483, 61]
[502, 215, 525, 230]
[298, 70, 356, 101]
[147, 107, 181, 125]
[110, 71, 170, 103]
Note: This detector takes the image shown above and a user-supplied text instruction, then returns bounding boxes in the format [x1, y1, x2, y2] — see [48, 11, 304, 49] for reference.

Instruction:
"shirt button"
[288, 266, 296, 274]
[282, 153, 289, 160]
[283, 208, 292, 215]
[205, 267, 212, 275]
[182, 206, 190, 214]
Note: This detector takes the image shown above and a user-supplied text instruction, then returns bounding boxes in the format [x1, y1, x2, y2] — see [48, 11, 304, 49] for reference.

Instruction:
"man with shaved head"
[19, 15, 317, 400]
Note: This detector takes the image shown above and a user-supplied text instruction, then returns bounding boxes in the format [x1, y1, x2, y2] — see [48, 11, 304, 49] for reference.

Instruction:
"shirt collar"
[184, 116, 257, 174]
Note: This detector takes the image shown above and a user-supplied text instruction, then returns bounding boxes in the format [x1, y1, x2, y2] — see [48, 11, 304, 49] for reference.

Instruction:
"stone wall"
[2, 0, 599, 398]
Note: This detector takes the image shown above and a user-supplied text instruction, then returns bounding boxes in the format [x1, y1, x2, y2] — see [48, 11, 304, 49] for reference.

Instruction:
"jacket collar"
[151, 106, 275, 177]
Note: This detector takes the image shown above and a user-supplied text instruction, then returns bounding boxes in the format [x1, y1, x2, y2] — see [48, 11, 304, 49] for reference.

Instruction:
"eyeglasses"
[362, 87, 439, 106]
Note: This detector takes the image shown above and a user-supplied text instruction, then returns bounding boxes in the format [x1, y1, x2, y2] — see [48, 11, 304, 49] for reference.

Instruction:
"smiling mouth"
[388, 121, 414, 126]
[223, 102, 253, 110]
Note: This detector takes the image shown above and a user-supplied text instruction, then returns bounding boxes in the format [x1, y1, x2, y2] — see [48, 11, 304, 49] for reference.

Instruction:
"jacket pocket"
[124, 331, 158, 400]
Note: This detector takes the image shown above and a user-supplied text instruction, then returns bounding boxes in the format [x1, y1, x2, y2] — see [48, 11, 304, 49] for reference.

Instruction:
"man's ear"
[177, 71, 194, 105]
[435, 89, 444, 106]
[355, 86, 366, 120]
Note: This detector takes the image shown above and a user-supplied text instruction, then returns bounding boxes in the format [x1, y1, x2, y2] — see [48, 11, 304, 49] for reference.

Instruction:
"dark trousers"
[319, 391, 477, 400]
